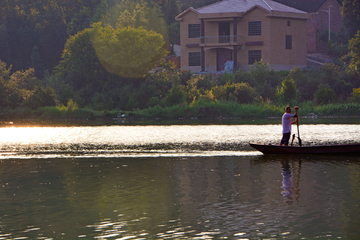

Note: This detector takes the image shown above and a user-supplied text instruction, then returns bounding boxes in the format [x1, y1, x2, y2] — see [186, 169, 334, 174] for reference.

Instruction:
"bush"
[25, 86, 56, 110]
[216, 72, 234, 85]
[350, 88, 360, 102]
[91, 93, 106, 110]
[233, 82, 257, 104]
[314, 86, 336, 104]
[277, 75, 299, 105]
[187, 74, 214, 91]
[165, 86, 185, 106]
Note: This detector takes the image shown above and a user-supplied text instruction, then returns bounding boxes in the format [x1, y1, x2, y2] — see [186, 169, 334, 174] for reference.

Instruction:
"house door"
[217, 48, 232, 71]
[219, 22, 230, 43]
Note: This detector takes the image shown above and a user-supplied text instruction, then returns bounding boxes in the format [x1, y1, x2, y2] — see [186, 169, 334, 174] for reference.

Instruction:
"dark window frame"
[189, 52, 201, 66]
[248, 21, 261, 36]
[286, 35, 292, 49]
[188, 24, 201, 38]
[287, 21, 291, 27]
[248, 50, 261, 65]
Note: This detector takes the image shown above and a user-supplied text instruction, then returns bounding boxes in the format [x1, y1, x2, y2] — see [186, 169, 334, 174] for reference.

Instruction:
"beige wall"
[269, 17, 307, 67]
[237, 8, 270, 66]
[179, 10, 201, 72]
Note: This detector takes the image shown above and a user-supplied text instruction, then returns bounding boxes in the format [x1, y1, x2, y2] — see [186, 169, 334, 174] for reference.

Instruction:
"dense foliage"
[0, 0, 360, 120]
[341, 0, 360, 37]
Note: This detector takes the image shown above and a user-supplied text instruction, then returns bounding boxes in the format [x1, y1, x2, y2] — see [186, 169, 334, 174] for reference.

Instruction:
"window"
[188, 24, 201, 38]
[248, 21, 261, 36]
[287, 21, 291, 26]
[248, 50, 261, 65]
[286, 35, 292, 49]
[189, 52, 201, 66]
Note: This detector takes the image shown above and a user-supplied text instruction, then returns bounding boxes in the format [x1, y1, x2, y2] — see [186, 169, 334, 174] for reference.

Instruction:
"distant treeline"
[1, 58, 360, 115]
[0, 0, 219, 75]
[1, 0, 360, 119]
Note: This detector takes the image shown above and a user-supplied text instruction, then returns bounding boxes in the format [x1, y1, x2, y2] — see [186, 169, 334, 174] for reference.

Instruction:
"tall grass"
[1, 102, 360, 122]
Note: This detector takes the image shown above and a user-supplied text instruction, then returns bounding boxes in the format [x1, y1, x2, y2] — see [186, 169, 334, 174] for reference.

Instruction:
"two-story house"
[175, 0, 309, 73]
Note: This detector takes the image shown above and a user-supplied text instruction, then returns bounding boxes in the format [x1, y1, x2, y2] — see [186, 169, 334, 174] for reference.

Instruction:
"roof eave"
[198, 12, 244, 19]
[269, 11, 311, 19]
[175, 7, 199, 21]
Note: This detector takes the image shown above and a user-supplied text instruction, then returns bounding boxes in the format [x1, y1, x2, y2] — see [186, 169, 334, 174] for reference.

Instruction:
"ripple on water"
[0, 124, 359, 158]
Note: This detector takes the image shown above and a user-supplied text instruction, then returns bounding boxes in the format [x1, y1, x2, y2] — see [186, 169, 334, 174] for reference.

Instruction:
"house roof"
[195, 0, 307, 14]
[272, 0, 343, 13]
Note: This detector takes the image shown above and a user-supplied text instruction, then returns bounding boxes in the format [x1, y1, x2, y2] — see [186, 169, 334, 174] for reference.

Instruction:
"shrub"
[350, 88, 360, 102]
[91, 93, 106, 110]
[187, 74, 214, 91]
[178, 69, 193, 85]
[216, 72, 234, 85]
[277, 75, 299, 105]
[314, 86, 336, 104]
[165, 86, 185, 106]
[126, 95, 137, 111]
[233, 82, 257, 104]
[210, 85, 227, 101]
[146, 96, 161, 107]
[25, 86, 56, 110]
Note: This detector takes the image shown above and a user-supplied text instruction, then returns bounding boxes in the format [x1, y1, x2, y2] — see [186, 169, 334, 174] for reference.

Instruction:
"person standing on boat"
[280, 106, 298, 146]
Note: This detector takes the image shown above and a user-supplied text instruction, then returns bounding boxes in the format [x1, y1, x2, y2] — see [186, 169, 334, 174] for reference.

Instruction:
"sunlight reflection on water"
[0, 124, 359, 158]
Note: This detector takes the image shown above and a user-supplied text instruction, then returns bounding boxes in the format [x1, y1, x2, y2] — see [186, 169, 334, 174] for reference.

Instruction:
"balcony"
[200, 35, 243, 47]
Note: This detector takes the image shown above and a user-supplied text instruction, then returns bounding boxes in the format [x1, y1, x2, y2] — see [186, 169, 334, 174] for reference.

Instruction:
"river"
[0, 119, 359, 239]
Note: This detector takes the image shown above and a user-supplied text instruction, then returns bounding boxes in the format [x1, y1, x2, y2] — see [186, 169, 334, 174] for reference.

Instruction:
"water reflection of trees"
[342, 164, 360, 239]
[1, 156, 360, 239]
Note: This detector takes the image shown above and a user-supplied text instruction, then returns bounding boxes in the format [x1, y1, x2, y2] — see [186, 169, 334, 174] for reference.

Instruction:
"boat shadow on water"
[250, 153, 360, 163]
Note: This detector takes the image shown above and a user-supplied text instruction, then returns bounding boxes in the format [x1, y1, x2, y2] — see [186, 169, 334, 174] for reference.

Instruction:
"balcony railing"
[200, 35, 242, 46]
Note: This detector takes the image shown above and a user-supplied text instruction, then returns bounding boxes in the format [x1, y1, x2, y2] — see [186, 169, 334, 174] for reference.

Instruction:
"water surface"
[0, 124, 359, 158]
[0, 155, 359, 239]
[0, 122, 359, 239]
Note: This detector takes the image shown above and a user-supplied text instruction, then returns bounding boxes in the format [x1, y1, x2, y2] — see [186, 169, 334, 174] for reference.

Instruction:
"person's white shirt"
[282, 112, 295, 134]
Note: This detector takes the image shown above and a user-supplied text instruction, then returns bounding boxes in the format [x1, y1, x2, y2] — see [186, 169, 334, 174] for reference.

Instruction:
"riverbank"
[1, 101, 360, 124]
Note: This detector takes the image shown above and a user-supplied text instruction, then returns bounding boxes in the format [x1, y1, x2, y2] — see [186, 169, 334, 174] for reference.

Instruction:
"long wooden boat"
[249, 143, 360, 154]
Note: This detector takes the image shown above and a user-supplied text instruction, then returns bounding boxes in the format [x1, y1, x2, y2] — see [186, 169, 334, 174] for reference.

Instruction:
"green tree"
[25, 85, 56, 109]
[67, 6, 92, 36]
[350, 87, 360, 102]
[55, 27, 107, 90]
[290, 66, 321, 102]
[314, 85, 336, 104]
[233, 82, 257, 104]
[31, 45, 44, 79]
[0, 25, 11, 64]
[320, 63, 353, 100]
[341, 0, 360, 37]
[168, 22, 180, 55]
[277, 75, 298, 105]
[0, 0, 102, 72]
[164, 0, 180, 25]
[92, 23, 167, 78]
[99, 0, 169, 45]
[249, 60, 278, 101]
[348, 30, 360, 72]
[165, 85, 185, 106]
[10, 68, 38, 90]
[0, 61, 12, 108]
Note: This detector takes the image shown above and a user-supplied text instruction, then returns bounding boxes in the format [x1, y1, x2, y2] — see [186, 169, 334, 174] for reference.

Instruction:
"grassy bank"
[1, 101, 360, 122]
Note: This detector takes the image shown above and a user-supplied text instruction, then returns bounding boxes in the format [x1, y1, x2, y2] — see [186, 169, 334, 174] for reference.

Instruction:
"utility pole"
[321, 5, 332, 40]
